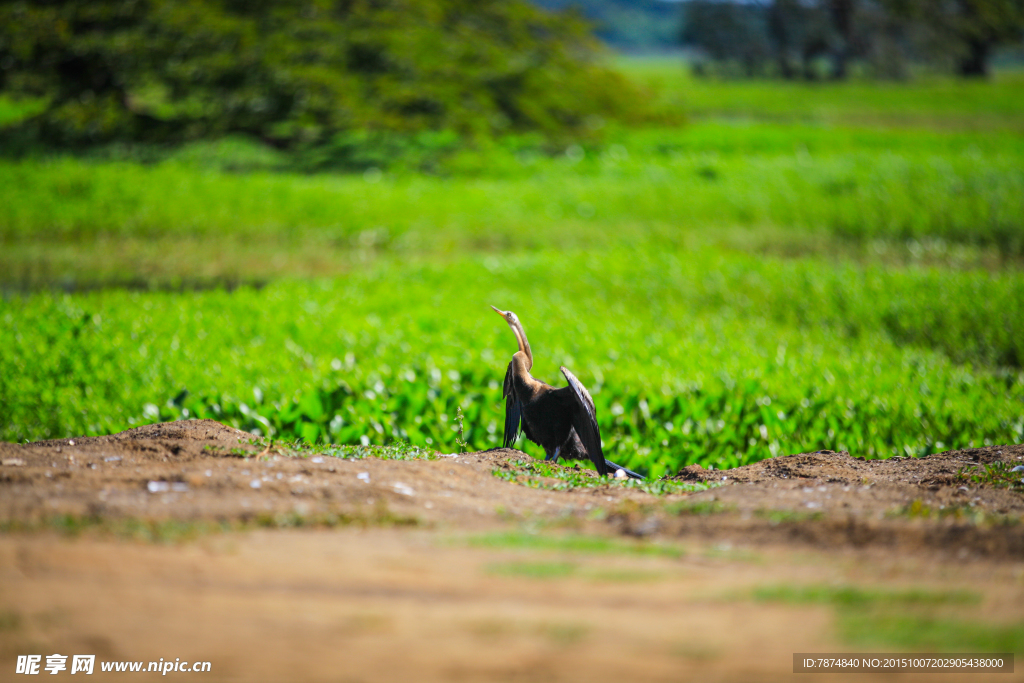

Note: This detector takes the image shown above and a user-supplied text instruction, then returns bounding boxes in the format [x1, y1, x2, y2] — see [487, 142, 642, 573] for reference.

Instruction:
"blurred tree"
[681, 1, 772, 76]
[682, 0, 1022, 80]
[827, 0, 857, 78]
[765, 0, 836, 80]
[766, 0, 799, 78]
[0, 0, 638, 147]
[684, 0, 843, 79]
[533, 0, 683, 51]
[884, 0, 1024, 76]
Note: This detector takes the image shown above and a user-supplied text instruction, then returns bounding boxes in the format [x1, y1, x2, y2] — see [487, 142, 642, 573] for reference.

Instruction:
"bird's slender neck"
[510, 321, 533, 371]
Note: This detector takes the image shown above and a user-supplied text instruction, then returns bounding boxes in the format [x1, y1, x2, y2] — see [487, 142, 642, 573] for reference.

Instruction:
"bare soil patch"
[2, 420, 1022, 559]
[1, 421, 1022, 682]
[668, 446, 1024, 560]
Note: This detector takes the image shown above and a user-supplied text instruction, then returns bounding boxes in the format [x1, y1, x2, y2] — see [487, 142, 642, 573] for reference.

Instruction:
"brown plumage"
[491, 306, 642, 479]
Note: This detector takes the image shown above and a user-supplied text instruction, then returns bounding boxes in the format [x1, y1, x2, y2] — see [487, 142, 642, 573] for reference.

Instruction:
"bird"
[491, 305, 643, 479]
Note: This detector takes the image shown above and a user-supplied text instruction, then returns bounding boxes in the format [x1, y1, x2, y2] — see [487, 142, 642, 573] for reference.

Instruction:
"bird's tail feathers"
[604, 459, 644, 480]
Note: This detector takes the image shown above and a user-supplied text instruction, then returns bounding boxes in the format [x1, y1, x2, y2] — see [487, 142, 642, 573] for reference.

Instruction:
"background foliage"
[681, 0, 1024, 79]
[0, 0, 639, 150]
[2, 248, 1022, 478]
[0, 1, 1021, 477]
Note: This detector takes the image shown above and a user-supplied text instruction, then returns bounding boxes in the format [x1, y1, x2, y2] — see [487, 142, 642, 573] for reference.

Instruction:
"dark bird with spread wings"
[491, 306, 642, 479]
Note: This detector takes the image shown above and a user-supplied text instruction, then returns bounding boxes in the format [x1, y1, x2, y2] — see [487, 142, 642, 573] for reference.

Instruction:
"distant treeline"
[681, 0, 1024, 79]
[0, 0, 643, 151]
[533, 0, 684, 50]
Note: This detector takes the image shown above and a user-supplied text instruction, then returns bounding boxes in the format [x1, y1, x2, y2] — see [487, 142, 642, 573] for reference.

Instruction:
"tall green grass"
[3, 251, 1021, 476]
[754, 584, 1022, 651]
[2, 130, 1021, 255]
[0, 96, 45, 129]
[619, 58, 1024, 131]
[2, 64, 1022, 472]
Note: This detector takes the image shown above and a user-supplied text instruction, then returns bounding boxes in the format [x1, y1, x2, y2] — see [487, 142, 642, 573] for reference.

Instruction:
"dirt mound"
[2, 420, 1023, 559]
[676, 446, 1019, 486]
[3, 421, 1023, 683]
[661, 444, 1024, 560]
[679, 445, 1017, 487]
[673, 445, 1024, 519]
[0, 420, 640, 527]
[1, 419, 258, 462]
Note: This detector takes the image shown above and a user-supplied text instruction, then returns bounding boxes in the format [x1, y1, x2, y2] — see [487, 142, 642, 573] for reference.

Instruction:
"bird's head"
[490, 305, 520, 329]
[490, 305, 532, 367]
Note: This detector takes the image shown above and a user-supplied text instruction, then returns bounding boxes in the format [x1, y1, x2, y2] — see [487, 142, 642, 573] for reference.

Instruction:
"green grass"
[889, 499, 1021, 526]
[245, 439, 441, 462]
[2, 250, 1023, 476]
[755, 509, 826, 524]
[0, 60, 1022, 475]
[486, 561, 578, 579]
[492, 459, 718, 493]
[3, 69, 1024, 283]
[839, 612, 1024, 651]
[0, 506, 418, 540]
[667, 500, 734, 516]
[0, 610, 22, 632]
[619, 58, 1024, 131]
[753, 584, 1024, 651]
[0, 95, 45, 129]
[466, 531, 683, 558]
[957, 461, 1024, 492]
[753, 585, 981, 607]
[2, 127, 1022, 261]
[484, 560, 665, 582]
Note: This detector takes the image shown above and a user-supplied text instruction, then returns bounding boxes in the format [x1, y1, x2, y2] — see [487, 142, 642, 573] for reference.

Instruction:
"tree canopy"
[0, 0, 638, 147]
[534, 0, 683, 51]
[681, 0, 1024, 80]
[886, 0, 1024, 76]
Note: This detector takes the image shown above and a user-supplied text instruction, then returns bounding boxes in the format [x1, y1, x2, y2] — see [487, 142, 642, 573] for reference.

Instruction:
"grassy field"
[621, 57, 1024, 131]
[3, 119, 1023, 285]
[1, 60, 1022, 476]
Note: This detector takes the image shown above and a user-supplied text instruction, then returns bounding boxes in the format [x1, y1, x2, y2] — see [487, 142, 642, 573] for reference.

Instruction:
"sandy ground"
[1, 420, 1022, 682]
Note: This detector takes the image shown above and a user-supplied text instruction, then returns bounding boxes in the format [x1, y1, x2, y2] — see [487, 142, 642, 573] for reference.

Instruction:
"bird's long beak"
[490, 305, 506, 317]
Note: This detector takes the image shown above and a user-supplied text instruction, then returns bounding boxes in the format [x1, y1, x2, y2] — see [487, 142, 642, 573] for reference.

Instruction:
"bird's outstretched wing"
[502, 361, 522, 448]
[559, 366, 606, 476]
